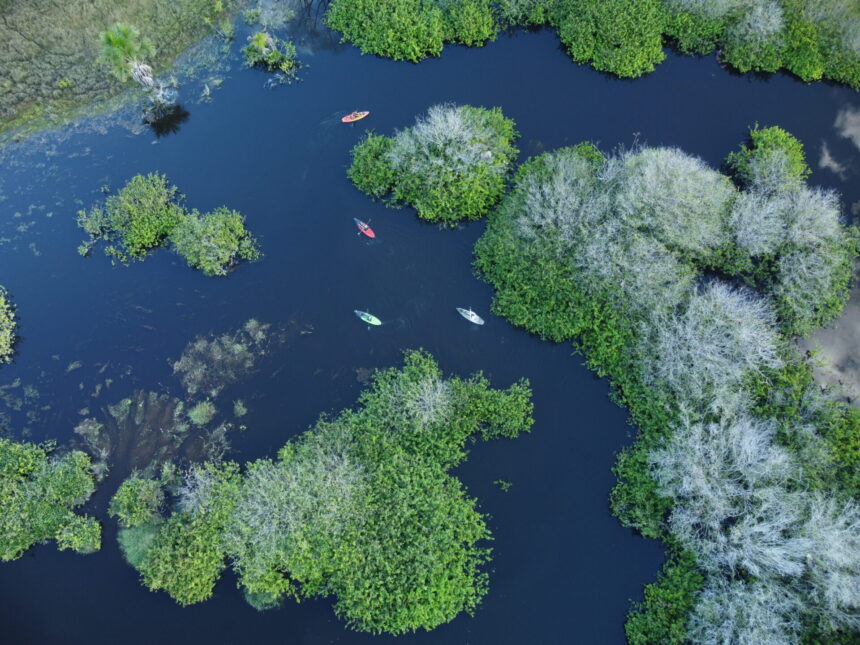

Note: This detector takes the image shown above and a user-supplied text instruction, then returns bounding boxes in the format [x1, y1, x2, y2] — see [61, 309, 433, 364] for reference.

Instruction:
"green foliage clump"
[625, 548, 703, 645]
[243, 32, 299, 77]
[78, 173, 260, 276]
[348, 104, 519, 225]
[132, 462, 241, 606]
[77, 173, 184, 262]
[326, 0, 497, 63]
[0, 287, 16, 365]
[187, 400, 216, 426]
[326, 0, 860, 87]
[474, 131, 860, 642]
[170, 208, 260, 277]
[55, 515, 102, 554]
[109, 475, 164, 528]
[553, 0, 667, 78]
[116, 350, 533, 634]
[0, 437, 99, 560]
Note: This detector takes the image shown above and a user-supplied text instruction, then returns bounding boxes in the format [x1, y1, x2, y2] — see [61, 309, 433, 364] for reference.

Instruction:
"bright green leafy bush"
[109, 475, 164, 528]
[326, 0, 860, 87]
[77, 172, 184, 262]
[170, 208, 260, 277]
[553, 0, 667, 78]
[326, 0, 495, 62]
[78, 173, 260, 276]
[0, 287, 16, 364]
[116, 350, 533, 634]
[55, 515, 101, 554]
[243, 32, 299, 77]
[347, 104, 518, 224]
[0, 437, 99, 560]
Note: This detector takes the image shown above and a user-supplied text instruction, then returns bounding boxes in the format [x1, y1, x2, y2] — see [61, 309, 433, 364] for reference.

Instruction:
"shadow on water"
[147, 105, 192, 138]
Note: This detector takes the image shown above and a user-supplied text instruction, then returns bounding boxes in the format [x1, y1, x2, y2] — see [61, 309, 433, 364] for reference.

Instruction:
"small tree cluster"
[0, 437, 100, 560]
[348, 104, 518, 224]
[325, 0, 860, 87]
[77, 173, 260, 276]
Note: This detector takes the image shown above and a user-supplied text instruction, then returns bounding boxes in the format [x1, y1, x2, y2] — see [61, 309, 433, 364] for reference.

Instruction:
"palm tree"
[99, 24, 156, 88]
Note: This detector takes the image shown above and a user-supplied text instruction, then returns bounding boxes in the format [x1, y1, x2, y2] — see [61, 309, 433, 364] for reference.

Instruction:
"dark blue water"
[0, 26, 858, 644]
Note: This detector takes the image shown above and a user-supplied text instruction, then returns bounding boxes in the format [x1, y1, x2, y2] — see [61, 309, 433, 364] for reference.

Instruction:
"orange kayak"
[342, 110, 370, 123]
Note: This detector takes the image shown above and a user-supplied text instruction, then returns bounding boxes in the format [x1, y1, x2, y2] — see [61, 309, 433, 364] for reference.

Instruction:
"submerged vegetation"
[348, 104, 518, 224]
[325, 0, 860, 87]
[113, 350, 533, 633]
[0, 288, 16, 365]
[0, 437, 100, 560]
[77, 173, 259, 276]
[473, 128, 860, 643]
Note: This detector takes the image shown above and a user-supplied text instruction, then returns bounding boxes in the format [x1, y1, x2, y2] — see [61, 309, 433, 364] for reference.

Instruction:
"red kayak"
[342, 111, 370, 123]
[354, 218, 375, 238]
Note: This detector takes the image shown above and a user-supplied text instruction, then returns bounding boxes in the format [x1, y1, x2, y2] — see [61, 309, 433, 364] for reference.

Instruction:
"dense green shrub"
[347, 104, 518, 224]
[473, 131, 860, 642]
[116, 350, 533, 634]
[243, 32, 299, 77]
[0, 287, 16, 365]
[0, 437, 99, 560]
[109, 475, 164, 528]
[78, 173, 260, 276]
[77, 173, 184, 262]
[553, 0, 667, 78]
[326, 0, 497, 62]
[170, 208, 260, 277]
[325, 0, 860, 87]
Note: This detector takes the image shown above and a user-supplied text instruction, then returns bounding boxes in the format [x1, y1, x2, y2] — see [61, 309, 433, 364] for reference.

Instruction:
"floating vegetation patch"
[74, 389, 233, 480]
[325, 0, 860, 88]
[0, 436, 100, 560]
[77, 173, 260, 276]
[173, 318, 274, 399]
[243, 31, 301, 83]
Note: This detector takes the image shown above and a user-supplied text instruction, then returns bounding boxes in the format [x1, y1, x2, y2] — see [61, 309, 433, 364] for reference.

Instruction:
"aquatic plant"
[116, 350, 533, 634]
[243, 32, 299, 77]
[109, 475, 164, 528]
[473, 129, 860, 643]
[0, 437, 99, 560]
[325, 0, 860, 87]
[170, 207, 261, 276]
[77, 173, 184, 262]
[0, 287, 16, 365]
[348, 104, 519, 224]
[172, 319, 272, 399]
[77, 173, 260, 276]
[188, 400, 216, 426]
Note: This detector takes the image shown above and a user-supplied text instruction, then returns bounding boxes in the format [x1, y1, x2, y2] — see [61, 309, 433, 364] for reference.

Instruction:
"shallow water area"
[0, 21, 859, 645]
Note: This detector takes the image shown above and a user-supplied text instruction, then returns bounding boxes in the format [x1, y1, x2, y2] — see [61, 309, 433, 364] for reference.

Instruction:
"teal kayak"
[354, 310, 382, 326]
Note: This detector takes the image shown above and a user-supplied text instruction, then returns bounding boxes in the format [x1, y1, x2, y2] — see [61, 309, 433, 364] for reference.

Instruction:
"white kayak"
[456, 307, 484, 325]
